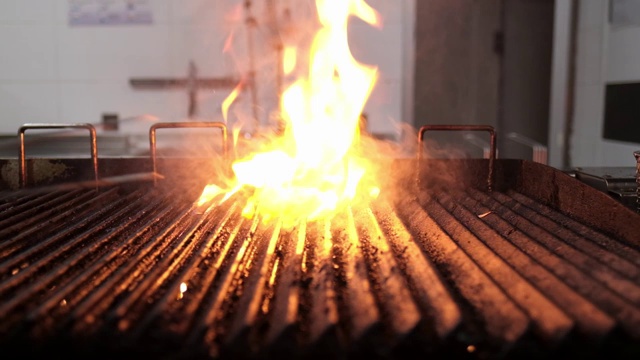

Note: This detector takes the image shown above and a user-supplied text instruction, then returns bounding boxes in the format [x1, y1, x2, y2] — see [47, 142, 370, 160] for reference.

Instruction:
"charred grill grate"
[0, 183, 639, 360]
[1, 123, 638, 359]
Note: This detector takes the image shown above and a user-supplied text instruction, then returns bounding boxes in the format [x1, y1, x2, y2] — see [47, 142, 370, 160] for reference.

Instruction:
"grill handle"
[417, 125, 497, 191]
[149, 122, 228, 185]
[18, 123, 98, 188]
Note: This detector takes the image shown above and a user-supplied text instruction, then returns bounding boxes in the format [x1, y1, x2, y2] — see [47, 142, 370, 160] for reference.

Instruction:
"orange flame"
[283, 46, 297, 75]
[223, 32, 235, 54]
[198, 0, 381, 226]
[222, 82, 243, 123]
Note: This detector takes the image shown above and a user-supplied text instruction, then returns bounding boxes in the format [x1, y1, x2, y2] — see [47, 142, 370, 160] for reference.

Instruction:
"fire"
[222, 82, 243, 123]
[283, 46, 297, 75]
[198, 0, 381, 226]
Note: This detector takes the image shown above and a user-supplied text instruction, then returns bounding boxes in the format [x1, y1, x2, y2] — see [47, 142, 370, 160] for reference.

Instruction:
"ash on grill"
[0, 123, 639, 360]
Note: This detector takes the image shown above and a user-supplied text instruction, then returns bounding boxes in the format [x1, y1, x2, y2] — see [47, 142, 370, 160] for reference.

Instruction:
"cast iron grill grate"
[0, 183, 638, 360]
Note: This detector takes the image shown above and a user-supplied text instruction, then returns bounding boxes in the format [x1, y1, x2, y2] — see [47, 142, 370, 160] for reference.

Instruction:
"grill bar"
[0, 190, 120, 270]
[506, 190, 640, 268]
[331, 209, 384, 349]
[297, 220, 341, 356]
[427, 193, 574, 344]
[1, 184, 639, 359]
[355, 208, 422, 346]
[0, 190, 48, 211]
[394, 196, 531, 350]
[438, 191, 616, 340]
[68, 199, 191, 335]
[263, 220, 306, 354]
[372, 202, 462, 341]
[0, 190, 94, 240]
[27, 193, 171, 321]
[0, 190, 152, 323]
[463, 189, 640, 338]
[485, 191, 640, 293]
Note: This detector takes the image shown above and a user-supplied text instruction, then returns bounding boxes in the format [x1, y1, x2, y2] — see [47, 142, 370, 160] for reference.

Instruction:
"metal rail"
[18, 123, 98, 188]
[417, 125, 497, 191]
[149, 122, 228, 185]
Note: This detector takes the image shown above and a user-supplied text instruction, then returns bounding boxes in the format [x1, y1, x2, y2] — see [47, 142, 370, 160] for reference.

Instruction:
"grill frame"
[0, 156, 639, 360]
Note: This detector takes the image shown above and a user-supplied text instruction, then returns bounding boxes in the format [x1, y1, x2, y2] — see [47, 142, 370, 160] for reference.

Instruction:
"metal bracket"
[19, 123, 98, 188]
[418, 125, 497, 191]
[149, 122, 228, 185]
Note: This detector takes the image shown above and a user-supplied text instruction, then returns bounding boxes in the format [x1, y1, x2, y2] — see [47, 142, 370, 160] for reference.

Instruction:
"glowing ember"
[178, 282, 188, 300]
[198, 0, 382, 226]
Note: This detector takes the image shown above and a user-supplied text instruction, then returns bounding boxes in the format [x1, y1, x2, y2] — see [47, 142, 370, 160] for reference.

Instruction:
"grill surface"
[1, 160, 639, 360]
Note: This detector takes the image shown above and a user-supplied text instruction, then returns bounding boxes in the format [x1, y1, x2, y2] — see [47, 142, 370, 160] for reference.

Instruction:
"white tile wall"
[575, 27, 603, 86]
[601, 140, 640, 166]
[565, 0, 640, 167]
[168, 0, 229, 26]
[578, 0, 606, 31]
[0, 25, 57, 80]
[349, 23, 404, 80]
[608, 26, 640, 82]
[57, 27, 172, 80]
[0, 0, 413, 141]
[58, 82, 168, 126]
[571, 84, 603, 165]
[0, 83, 59, 133]
[0, 0, 56, 25]
[364, 78, 402, 136]
[168, 25, 235, 77]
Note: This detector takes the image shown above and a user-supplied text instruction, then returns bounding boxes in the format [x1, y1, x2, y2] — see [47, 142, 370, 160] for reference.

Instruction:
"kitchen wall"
[553, 0, 640, 167]
[413, 0, 501, 129]
[0, 0, 414, 140]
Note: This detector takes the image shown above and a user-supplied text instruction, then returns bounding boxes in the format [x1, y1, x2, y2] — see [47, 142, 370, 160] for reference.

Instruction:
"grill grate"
[0, 184, 639, 360]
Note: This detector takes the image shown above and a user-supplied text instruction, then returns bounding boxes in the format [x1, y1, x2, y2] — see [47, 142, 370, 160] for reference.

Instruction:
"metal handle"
[19, 123, 98, 188]
[149, 122, 228, 185]
[506, 132, 548, 165]
[418, 125, 496, 191]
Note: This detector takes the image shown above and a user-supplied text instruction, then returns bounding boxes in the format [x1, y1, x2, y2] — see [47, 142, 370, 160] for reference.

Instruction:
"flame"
[223, 32, 235, 53]
[222, 82, 243, 122]
[283, 45, 297, 75]
[198, 0, 381, 226]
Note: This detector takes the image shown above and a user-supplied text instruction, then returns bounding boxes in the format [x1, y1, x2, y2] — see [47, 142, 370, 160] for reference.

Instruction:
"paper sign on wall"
[69, 0, 153, 26]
